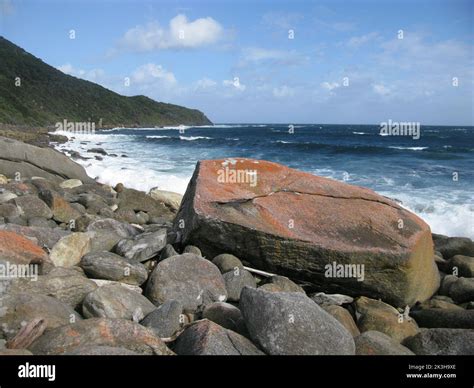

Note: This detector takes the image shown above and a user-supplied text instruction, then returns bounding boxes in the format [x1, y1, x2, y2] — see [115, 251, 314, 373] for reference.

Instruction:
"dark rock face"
[0, 136, 93, 183]
[433, 234, 474, 259]
[410, 308, 474, 329]
[440, 275, 474, 303]
[403, 328, 474, 355]
[240, 287, 355, 355]
[28, 318, 174, 355]
[174, 158, 439, 307]
[173, 319, 263, 355]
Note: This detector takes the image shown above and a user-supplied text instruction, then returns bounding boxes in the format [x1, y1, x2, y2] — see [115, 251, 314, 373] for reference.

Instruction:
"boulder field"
[173, 158, 439, 307]
[0, 144, 472, 356]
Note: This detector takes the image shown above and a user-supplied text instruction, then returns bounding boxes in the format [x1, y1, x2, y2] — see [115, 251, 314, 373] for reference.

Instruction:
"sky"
[0, 0, 473, 125]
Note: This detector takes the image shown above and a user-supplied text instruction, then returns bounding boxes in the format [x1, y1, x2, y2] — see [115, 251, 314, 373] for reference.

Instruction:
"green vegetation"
[0, 36, 212, 127]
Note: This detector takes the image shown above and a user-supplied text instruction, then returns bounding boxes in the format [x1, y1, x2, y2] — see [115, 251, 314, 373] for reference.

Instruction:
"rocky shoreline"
[0, 135, 473, 356]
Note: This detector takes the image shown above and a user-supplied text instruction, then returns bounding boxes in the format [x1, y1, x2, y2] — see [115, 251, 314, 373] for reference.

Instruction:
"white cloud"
[238, 47, 308, 67]
[372, 83, 390, 96]
[194, 78, 217, 91]
[273, 85, 295, 98]
[321, 81, 340, 91]
[131, 63, 177, 87]
[56, 63, 105, 82]
[116, 14, 223, 52]
[223, 78, 246, 91]
[261, 12, 303, 30]
[346, 32, 379, 49]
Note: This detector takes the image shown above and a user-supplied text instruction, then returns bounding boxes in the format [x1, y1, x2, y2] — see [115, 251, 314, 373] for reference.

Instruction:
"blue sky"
[1, 0, 473, 124]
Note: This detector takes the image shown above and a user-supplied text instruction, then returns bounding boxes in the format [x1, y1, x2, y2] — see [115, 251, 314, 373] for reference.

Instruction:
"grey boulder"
[240, 287, 355, 355]
[145, 253, 227, 310]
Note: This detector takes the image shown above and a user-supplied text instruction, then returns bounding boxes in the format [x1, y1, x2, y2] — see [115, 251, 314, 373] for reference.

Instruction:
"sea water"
[54, 124, 474, 239]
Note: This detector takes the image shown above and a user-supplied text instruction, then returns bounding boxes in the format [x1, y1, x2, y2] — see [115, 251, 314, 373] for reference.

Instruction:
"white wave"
[388, 146, 428, 151]
[51, 130, 130, 142]
[380, 191, 474, 239]
[225, 138, 240, 141]
[353, 131, 368, 135]
[179, 136, 212, 141]
[146, 135, 171, 139]
[275, 140, 294, 144]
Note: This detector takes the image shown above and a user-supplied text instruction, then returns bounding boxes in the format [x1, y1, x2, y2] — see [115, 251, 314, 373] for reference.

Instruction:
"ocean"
[54, 124, 474, 239]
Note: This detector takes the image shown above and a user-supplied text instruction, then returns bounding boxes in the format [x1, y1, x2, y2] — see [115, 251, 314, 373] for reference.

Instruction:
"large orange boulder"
[173, 158, 439, 307]
[0, 230, 48, 265]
